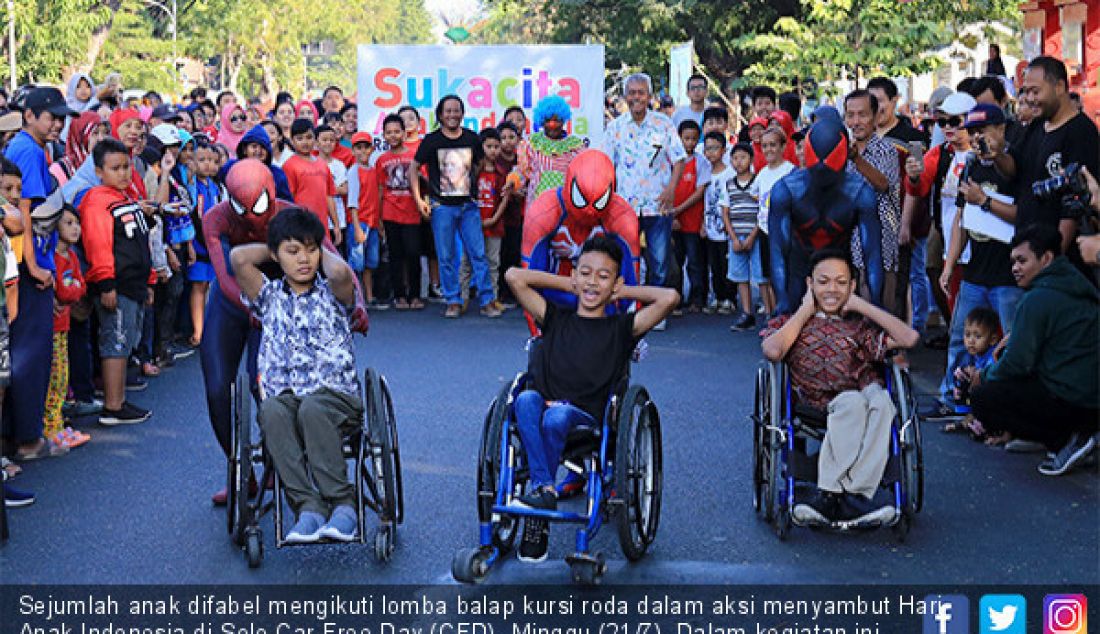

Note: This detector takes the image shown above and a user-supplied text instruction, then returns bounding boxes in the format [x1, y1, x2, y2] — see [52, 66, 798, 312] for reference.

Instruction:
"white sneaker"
[285, 511, 325, 544]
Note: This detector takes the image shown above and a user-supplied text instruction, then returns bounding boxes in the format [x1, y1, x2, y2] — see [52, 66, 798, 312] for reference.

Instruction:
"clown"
[768, 118, 884, 314]
[516, 95, 586, 206]
[521, 149, 641, 331]
[202, 159, 368, 504]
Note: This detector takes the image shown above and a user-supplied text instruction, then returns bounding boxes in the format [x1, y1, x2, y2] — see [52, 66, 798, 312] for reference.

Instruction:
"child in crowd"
[748, 117, 769, 172]
[231, 208, 364, 543]
[45, 207, 89, 449]
[495, 121, 525, 307]
[283, 120, 338, 242]
[377, 114, 424, 309]
[721, 142, 760, 331]
[504, 235, 679, 562]
[188, 141, 223, 347]
[701, 131, 735, 315]
[762, 249, 919, 526]
[316, 124, 349, 242]
[0, 190, 20, 463]
[79, 138, 153, 425]
[945, 307, 1001, 433]
[346, 131, 383, 307]
[671, 120, 707, 312]
[460, 128, 510, 312]
[750, 127, 793, 316]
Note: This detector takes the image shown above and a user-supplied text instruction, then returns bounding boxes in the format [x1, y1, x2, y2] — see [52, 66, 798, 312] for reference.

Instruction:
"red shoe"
[212, 476, 261, 505]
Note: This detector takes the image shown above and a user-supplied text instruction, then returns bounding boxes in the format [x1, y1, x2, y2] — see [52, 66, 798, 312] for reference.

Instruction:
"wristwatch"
[980, 196, 993, 212]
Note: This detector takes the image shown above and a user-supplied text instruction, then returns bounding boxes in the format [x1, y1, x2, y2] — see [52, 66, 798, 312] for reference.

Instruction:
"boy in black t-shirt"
[504, 235, 678, 563]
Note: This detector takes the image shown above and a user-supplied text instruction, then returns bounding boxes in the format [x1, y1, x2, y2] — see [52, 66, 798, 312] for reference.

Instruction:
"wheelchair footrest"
[493, 504, 589, 524]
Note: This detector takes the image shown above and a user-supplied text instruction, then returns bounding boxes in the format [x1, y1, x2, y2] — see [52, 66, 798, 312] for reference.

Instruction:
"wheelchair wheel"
[893, 364, 924, 515]
[477, 381, 524, 552]
[760, 362, 786, 524]
[752, 365, 769, 516]
[228, 374, 253, 546]
[615, 385, 662, 561]
[364, 368, 403, 526]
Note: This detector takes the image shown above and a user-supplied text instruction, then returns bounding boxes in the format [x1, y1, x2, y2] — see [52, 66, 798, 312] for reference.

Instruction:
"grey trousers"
[259, 387, 364, 516]
[819, 382, 896, 499]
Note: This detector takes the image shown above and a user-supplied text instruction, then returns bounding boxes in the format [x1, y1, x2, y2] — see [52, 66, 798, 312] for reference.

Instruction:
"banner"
[669, 41, 694, 106]
[357, 45, 606, 150]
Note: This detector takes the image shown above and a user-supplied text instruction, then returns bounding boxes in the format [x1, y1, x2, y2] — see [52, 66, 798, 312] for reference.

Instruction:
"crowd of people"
[0, 50, 1097, 532]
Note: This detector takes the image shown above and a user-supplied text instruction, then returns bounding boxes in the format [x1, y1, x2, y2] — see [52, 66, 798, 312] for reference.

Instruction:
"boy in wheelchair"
[230, 208, 365, 544]
[504, 235, 678, 562]
[761, 249, 919, 526]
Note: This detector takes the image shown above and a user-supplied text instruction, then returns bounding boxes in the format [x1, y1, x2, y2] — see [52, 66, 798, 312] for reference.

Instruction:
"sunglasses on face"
[936, 116, 964, 128]
[230, 115, 247, 123]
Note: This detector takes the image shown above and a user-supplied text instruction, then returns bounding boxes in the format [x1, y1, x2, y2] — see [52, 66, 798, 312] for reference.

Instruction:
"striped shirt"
[721, 173, 758, 236]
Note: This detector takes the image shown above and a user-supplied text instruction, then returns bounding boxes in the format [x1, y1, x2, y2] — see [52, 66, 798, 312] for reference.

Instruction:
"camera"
[1032, 162, 1095, 230]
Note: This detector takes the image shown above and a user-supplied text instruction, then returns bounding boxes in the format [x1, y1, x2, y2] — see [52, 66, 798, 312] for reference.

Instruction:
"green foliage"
[99, 0, 176, 93]
[0, 0, 110, 84]
[736, 0, 1022, 91]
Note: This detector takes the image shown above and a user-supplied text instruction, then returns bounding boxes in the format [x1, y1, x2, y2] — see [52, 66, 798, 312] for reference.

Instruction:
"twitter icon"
[980, 595, 1026, 634]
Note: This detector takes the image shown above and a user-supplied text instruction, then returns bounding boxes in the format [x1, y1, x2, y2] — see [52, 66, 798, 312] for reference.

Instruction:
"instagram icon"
[1045, 595, 1087, 634]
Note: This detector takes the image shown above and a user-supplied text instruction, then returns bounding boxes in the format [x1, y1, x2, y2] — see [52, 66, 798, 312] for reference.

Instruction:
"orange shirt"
[282, 154, 336, 230]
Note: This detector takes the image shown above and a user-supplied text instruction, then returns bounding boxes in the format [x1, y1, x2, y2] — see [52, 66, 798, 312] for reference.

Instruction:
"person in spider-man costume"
[768, 118, 883, 315]
[521, 150, 641, 333]
[201, 159, 368, 504]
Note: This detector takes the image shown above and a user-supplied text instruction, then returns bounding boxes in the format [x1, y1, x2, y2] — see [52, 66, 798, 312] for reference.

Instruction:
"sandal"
[141, 362, 161, 377]
[15, 438, 68, 461]
[59, 427, 91, 449]
[409, 298, 426, 310]
[395, 299, 410, 310]
[1, 457, 21, 479]
[941, 420, 969, 434]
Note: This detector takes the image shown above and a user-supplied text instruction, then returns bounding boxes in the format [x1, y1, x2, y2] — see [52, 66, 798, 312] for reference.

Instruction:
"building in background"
[1022, 0, 1099, 123]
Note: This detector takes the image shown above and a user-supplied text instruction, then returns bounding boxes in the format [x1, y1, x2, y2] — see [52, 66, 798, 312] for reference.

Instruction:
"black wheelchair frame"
[226, 368, 404, 567]
[751, 357, 924, 542]
[452, 361, 662, 584]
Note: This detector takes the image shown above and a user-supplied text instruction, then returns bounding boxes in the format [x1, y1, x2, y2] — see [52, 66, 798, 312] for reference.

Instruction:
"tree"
[98, 0, 176, 93]
[736, 0, 1021, 91]
[0, 0, 110, 84]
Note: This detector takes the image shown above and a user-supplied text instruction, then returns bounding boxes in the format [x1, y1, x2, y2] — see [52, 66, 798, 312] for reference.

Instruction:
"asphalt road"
[4, 308, 1097, 585]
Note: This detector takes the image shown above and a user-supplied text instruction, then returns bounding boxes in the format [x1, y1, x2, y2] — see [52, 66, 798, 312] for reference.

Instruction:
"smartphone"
[907, 140, 925, 164]
[977, 137, 990, 156]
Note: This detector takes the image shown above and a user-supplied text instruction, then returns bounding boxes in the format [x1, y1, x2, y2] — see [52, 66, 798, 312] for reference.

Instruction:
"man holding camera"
[983, 56, 1098, 251]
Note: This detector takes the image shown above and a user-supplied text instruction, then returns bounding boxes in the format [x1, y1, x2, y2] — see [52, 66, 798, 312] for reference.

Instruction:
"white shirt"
[751, 161, 796, 232]
[327, 157, 348, 229]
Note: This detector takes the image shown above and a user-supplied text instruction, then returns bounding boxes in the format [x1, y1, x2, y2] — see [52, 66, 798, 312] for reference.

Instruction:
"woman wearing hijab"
[295, 100, 318, 125]
[216, 104, 248, 154]
[65, 73, 98, 113]
[50, 112, 106, 186]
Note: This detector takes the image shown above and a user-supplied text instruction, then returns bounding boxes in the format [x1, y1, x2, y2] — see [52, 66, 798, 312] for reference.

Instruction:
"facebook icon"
[923, 595, 970, 634]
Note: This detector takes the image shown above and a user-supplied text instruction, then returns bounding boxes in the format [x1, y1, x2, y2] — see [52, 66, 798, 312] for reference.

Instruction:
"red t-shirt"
[674, 155, 704, 234]
[331, 143, 355, 168]
[282, 155, 336, 229]
[477, 169, 505, 239]
[52, 249, 86, 333]
[376, 150, 420, 225]
[349, 163, 381, 228]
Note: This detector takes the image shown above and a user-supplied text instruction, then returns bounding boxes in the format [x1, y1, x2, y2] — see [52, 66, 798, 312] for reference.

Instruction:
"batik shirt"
[247, 276, 359, 399]
[761, 313, 888, 410]
[603, 110, 686, 217]
[848, 134, 901, 272]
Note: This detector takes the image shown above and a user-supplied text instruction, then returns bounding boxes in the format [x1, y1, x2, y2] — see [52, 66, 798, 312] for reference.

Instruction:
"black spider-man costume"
[768, 118, 883, 314]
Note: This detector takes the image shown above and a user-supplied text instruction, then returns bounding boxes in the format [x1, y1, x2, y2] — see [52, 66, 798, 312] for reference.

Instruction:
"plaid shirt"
[246, 276, 359, 399]
[761, 313, 888, 410]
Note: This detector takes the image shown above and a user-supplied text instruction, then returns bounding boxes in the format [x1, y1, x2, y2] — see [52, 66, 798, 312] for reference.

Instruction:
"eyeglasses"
[230, 115, 247, 123]
[936, 116, 964, 128]
[688, 84, 707, 90]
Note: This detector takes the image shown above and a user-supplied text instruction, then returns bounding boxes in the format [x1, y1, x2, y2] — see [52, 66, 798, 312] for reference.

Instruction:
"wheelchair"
[225, 368, 404, 567]
[751, 355, 923, 542]
[452, 350, 663, 585]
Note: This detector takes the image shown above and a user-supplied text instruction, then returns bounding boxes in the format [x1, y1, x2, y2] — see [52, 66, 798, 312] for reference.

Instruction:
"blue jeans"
[939, 280, 1022, 404]
[513, 390, 596, 488]
[430, 201, 493, 307]
[909, 237, 932, 332]
[639, 215, 673, 286]
[673, 231, 706, 306]
[2, 269, 52, 443]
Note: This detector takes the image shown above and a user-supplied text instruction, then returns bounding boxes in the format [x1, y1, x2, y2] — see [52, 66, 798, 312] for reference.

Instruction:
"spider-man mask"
[803, 119, 849, 189]
[564, 150, 616, 225]
[225, 159, 275, 232]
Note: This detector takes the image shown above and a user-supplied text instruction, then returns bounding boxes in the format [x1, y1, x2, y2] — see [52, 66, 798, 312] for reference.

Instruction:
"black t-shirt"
[1009, 112, 1100, 230]
[414, 128, 483, 206]
[882, 119, 928, 146]
[531, 303, 638, 420]
[958, 159, 1017, 288]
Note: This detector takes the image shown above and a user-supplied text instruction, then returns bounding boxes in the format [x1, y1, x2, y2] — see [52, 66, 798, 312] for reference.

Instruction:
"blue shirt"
[5, 130, 57, 271]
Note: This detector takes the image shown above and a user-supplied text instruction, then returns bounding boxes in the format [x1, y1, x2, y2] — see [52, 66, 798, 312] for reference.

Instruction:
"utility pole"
[7, 0, 15, 92]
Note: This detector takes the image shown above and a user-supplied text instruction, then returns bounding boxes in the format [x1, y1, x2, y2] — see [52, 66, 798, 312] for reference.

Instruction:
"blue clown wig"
[533, 95, 572, 127]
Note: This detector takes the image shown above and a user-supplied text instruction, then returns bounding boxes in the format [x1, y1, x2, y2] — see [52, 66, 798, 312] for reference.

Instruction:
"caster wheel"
[451, 547, 489, 584]
[570, 558, 604, 585]
[893, 514, 910, 544]
[774, 507, 791, 541]
[374, 526, 395, 562]
[245, 532, 263, 568]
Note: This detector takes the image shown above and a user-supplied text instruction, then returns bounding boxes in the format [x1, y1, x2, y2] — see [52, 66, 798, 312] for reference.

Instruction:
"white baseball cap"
[938, 92, 977, 116]
[150, 123, 181, 146]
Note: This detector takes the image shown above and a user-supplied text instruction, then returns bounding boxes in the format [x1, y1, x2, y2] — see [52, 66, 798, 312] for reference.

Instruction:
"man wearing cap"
[148, 103, 181, 130]
[903, 90, 976, 418]
[2, 86, 75, 459]
[938, 103, 1022, 419]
